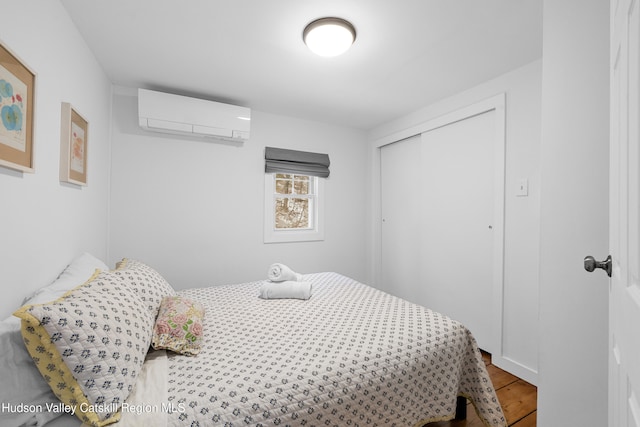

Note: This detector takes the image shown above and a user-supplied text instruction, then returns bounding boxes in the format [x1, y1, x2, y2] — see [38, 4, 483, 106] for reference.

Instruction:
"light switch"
[516, 178, 529, 197]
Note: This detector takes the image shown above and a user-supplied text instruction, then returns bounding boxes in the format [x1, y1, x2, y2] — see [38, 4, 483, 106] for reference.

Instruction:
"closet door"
[380, 134, 422, 301]
[420, 110, 495, 350]
[380, 110, 496, 352]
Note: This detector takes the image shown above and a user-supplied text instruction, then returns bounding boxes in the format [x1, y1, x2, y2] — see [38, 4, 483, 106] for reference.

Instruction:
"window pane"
[275, 177, 292, 194]
[276, 174, 312, 195]
[275, 197, 310, 229]
[294, 178, 309, 194]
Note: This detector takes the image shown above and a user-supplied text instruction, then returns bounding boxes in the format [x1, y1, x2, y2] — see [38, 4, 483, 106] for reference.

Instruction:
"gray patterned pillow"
[14, 270, 154, 427]
[114, 259, 176, 319]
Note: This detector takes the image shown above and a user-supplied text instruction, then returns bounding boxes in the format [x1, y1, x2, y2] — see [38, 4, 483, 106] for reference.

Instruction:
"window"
[263, 146, 329, 243]
[275, 174, 313, 229]
[264, 173, 325, 243]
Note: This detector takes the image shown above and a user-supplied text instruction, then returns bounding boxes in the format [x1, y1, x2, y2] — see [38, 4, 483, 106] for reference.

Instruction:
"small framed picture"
[60, 102, 88, 186]
[0, 40, 36, 173]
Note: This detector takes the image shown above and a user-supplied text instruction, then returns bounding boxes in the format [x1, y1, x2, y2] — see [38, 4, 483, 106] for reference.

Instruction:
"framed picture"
[60, 102, 88, 186]
[0, 40, 36, 173]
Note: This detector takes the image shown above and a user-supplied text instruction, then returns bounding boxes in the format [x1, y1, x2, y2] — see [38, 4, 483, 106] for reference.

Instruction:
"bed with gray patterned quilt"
[143, 272, 505, 427]
[42, 271, 506, 427]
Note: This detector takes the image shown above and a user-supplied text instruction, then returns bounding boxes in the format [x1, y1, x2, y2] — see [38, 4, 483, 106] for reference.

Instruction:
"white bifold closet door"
[381, 110, 496, 352]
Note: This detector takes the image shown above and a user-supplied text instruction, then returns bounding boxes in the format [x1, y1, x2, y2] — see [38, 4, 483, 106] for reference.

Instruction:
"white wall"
[0, 0, 112, 319]
[537, 1, 609, 425]
[108, 87, 368, 289]
[367, 60, 542, 383]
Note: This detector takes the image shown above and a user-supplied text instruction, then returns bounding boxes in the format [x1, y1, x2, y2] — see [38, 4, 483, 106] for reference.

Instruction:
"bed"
[3, 256, 506, 427]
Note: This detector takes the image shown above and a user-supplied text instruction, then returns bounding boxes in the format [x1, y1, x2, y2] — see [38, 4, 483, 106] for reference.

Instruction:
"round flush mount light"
[303, 17, 356, 57]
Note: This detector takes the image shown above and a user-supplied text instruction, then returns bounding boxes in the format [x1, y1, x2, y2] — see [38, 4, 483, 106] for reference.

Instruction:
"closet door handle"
[584, 255, 612, 277]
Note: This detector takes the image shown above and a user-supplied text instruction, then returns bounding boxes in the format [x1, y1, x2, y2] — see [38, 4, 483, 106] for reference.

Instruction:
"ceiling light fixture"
[303, 17, 356, 57]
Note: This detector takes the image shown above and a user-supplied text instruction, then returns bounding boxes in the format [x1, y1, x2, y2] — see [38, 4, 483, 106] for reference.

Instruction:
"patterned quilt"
[163, 272, 506, 427]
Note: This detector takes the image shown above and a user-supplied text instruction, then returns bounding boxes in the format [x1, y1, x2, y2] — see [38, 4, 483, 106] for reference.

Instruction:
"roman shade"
[265, 147, 330, 178]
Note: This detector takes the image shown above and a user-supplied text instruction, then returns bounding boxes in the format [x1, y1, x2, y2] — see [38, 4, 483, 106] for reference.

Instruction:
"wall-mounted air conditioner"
[138, 88, 250, 142]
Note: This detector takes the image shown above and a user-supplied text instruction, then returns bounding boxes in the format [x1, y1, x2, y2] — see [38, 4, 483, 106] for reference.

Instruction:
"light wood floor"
[427, 352, 537, 427]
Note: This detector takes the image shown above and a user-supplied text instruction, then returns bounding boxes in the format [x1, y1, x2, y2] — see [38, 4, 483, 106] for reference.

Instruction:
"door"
[609, 0, 640, 424]
[380, 134, 422, 301]
[419, 111, 495, 350]
[380, 110, 496, 352]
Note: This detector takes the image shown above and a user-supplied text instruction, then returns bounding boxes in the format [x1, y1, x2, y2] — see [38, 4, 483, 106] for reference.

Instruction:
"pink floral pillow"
[152, 296, 204, 356]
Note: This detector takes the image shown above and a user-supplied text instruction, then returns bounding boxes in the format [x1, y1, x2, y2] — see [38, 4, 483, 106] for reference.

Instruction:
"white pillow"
[20, 252, 110, 307]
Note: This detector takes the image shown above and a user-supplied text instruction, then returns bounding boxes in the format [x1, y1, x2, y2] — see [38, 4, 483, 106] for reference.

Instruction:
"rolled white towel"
[267, 263, 302, 282]
[259, 281, 312, 300]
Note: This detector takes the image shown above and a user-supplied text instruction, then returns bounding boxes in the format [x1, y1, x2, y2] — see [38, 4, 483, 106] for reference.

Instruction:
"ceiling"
[60, 0, 542, 131]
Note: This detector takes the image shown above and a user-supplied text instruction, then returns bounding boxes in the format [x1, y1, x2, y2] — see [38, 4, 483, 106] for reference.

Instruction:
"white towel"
[267, 263, 303, 282]
[259, 281, 312, 300]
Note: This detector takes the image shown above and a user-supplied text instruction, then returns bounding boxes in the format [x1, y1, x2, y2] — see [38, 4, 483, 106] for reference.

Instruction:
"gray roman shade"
[264, 147, 330, 178]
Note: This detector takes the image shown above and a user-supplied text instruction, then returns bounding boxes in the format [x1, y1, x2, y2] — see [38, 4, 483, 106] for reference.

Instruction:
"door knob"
[584, 255, 612, 277]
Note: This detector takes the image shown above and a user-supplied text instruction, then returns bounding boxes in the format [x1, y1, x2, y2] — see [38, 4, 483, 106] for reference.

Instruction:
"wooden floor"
[427, 352, 537, 427]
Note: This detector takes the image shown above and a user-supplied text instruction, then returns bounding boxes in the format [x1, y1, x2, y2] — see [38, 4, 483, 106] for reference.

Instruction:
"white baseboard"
[492, 354, 538, 386]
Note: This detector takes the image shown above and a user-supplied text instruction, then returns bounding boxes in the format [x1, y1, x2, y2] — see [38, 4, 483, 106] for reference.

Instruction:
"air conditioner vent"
[138, 89, 250, 142]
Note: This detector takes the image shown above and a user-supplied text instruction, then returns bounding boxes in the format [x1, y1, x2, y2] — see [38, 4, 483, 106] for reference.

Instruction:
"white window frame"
[264, 173, 325, 243]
